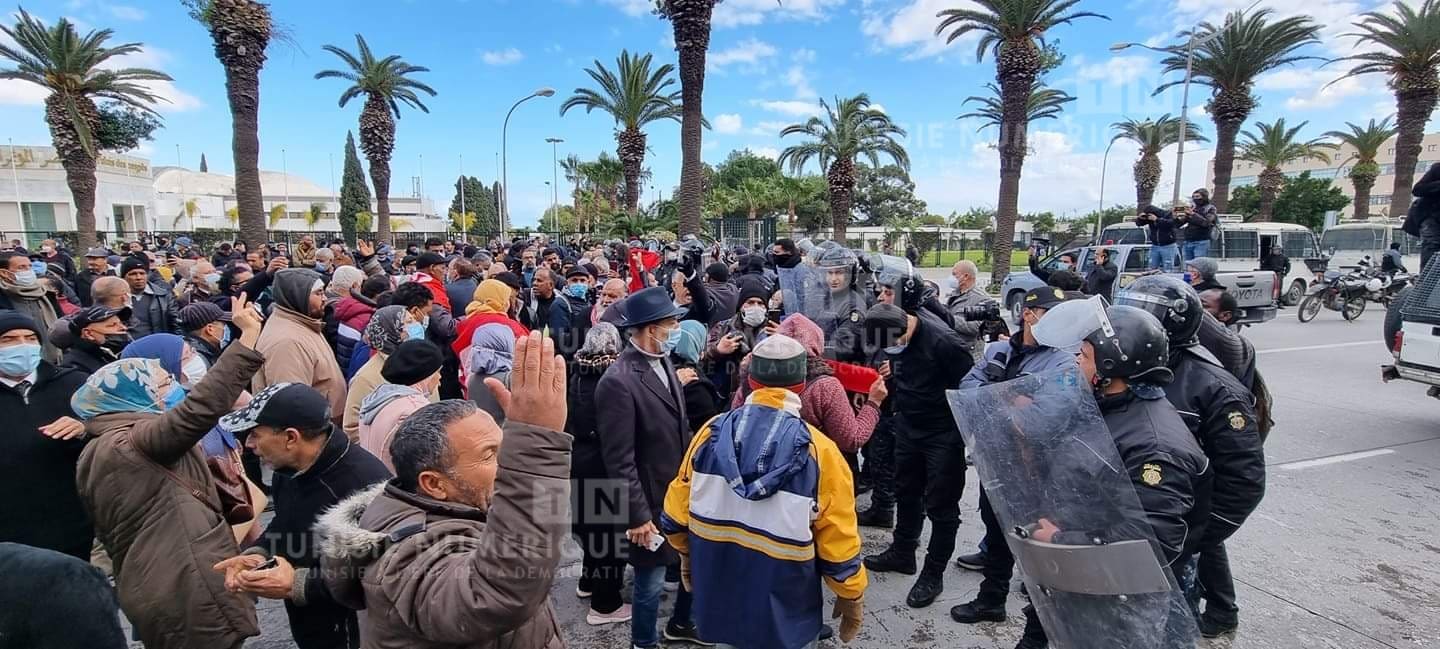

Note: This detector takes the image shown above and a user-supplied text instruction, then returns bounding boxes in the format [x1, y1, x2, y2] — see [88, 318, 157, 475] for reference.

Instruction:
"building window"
[20, 202, 56, 248]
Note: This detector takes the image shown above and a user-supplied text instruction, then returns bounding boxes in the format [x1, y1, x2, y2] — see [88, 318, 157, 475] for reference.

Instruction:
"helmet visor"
[1032, 296, 1111, 354]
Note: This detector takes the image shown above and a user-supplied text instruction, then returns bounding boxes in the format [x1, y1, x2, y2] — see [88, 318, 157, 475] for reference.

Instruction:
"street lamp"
[1097, 137, 1118, 240]
[501, 87, 555, 239]
[545, 137, 564, 232]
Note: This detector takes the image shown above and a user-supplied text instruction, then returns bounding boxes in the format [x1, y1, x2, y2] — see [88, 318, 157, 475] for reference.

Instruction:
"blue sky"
[0, 0, 1411, 226]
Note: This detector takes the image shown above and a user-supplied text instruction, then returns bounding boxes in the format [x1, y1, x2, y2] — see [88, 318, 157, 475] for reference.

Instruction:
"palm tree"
[656, 0, 719, 237]
[1237, 119, 1336, 222]
[184, 0, 272, 251]
[305, 203, 323, 231]
[1324, 118, 1399, 220]
[268, 204, 286, 228]
[560, 154, 584, 214]
[315, 34, 436, 243]
[561, 50, 684, 212]
[778, 94, 909, 243]
[1110, 114, 1208, 211]
[958, 82, 1075, 130]
[936, 0, 1108, 285]
[0, 10, 170, 250]
[1155, 9, 1321, 212]
[1333, 0, 1440, 216]
[581, 154, 625, 208]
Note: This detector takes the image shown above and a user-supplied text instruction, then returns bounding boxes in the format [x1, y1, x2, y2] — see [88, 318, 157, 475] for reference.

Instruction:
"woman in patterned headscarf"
[342, 305, 433, 439]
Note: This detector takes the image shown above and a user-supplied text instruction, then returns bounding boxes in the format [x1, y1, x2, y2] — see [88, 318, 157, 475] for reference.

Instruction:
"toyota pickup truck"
[1000, 243, 1279, 324]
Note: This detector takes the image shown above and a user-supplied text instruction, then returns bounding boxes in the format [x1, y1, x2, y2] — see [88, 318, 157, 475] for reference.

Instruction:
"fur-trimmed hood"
[316, 482, 389, 561]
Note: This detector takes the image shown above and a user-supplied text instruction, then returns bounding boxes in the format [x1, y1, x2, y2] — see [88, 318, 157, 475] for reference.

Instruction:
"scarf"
[364, 305, 409, 355]
[71, 358, 170, 419]
[466, 279, 512, 317]
[468, 323, 515, 376]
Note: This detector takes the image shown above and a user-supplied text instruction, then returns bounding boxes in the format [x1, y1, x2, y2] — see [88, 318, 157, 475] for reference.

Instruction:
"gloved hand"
[679, 553, 692, 592]
[831, 596, 863, 642]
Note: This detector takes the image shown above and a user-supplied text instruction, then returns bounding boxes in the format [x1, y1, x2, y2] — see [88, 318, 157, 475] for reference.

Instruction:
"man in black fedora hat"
[594, 286, 705, 648]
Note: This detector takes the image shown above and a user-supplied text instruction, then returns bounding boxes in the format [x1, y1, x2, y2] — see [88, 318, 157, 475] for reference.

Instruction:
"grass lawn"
[914, 250, 1030, 268]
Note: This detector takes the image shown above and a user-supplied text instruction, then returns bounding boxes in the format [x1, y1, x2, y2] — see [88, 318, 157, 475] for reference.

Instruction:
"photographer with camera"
[946, 260, 999, 363]
[703, 284, 773, 397]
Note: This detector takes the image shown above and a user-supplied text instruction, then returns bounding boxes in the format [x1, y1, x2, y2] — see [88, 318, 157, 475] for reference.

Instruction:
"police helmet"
[1085, 305, 1173, 385]
[1113, 274, 1204, 347]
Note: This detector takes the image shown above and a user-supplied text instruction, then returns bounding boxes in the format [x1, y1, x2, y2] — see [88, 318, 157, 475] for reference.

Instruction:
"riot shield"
[948, 366, 1197, 649]
[776, 263, 828, 320]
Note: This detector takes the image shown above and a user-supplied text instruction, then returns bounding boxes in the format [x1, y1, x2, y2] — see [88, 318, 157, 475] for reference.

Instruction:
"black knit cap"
[738, 284, 771, 308]
[381, 339, 445, 386]
[0, 310, 40, 337]
[119, 256, 148, 277]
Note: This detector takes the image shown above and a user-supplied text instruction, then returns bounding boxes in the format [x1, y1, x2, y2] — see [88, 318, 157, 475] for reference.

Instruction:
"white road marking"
[1257, 341, 1377, 355]
[1276, 449, 1395, 471]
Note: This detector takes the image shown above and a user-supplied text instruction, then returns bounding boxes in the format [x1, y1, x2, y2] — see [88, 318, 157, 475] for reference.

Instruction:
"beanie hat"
[0, 311, 40, 338]
[738, 283, 771, 308]
[381, 339, 444, 386]
[749, 334, 808, 388]
[119, 256, 148, 277]
[178, 301, 230, 332]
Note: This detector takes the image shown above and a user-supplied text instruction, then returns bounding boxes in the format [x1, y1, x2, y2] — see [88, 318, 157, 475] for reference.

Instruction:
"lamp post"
[501, 87, 555, 239]
[545, 137, 563, 232]
[1097, 137, 1118, 240]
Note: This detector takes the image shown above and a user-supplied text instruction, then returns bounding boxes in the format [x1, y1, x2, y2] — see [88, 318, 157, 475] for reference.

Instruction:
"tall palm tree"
[1324, 117, 1399, 220]
[958, 82, 1075, 129]
[1155, 9, 1321, 212]
[936, 0, 1107, 285]
[1237, 119, 1336, 222]
[656, 0, 719, 237]
[562, 50, 685, 213]
[184, 0, 272, 251]
[1333, 0, 1440, 216]
[315, 34, 436, 243]
[777, 94, 909, 243]
[1109, 114, 1208, 212]
[560, 153, 584, 215]
[581, 154, 625, 208]
[0, 10, 170, 250]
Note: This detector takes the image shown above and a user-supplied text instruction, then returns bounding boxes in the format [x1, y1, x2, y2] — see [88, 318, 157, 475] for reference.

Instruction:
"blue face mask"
[654, 325, 682, 355]
[884, 343, 908, 356]
[405, 322, 427, 341]
[0, 342, 42, 377]
[163, 382, 186, 410]
[567, 283, 588, 299]
[219, 324, 233, 348]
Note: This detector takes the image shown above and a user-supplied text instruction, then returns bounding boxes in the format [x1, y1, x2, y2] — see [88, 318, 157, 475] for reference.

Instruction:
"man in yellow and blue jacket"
[662, 334, 867, 649]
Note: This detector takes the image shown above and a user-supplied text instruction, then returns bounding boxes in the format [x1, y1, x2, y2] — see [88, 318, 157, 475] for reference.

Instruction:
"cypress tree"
[338, 131, 371, 245]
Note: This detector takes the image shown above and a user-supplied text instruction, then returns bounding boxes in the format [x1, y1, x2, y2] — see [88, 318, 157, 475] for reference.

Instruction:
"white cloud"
[0, 80, 49, 106]
[750, 120, 791, 136]
[869, 103, 888, 114]
[861, 0, 977, 60]
[107, 5, 144, 20]
[481, 48, 524, 66]
[751, 99, 820, 117]
[712, 0, 845, 28]
[707, 38, 778, 72]
[1254, 65, 1387, 111]
[792, 48, 817, 64]
[752, 146, 781, 160]
[783, 64, 816, 99]
[1073, 55, 1153, 86]
[714, 113, 744, 134]
[97, 47, 202, 113]
[600, 0, 653, 17]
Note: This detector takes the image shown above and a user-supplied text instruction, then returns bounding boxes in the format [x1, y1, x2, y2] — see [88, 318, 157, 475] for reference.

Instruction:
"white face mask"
[741, 305, 767, 327]
[180, 354, 208, 390]
[11, 270, 36, 286]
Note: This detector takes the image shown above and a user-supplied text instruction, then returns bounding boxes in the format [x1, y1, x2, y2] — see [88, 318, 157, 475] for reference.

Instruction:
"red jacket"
[410, 273, 452, 313]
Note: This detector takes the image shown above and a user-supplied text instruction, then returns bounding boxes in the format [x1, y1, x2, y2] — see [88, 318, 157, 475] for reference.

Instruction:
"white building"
[0, 145, 445, 248]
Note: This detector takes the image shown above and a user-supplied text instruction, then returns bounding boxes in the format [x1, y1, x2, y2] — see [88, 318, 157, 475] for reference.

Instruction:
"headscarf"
[328, 266, 366, 300]
[71, 358, 171, 419]
[673, 320, 707, 365]
[272, 267, 323, 316]
[121, 333, 185, 377]
[776, 313, 832, 378]
[468, 323, 515, 376]
[466, 279, 513, 316]
[364, 305, 409, 356]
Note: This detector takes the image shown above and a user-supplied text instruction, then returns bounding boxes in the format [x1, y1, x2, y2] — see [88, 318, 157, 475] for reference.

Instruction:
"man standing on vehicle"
[1137, 205, 1179, 271]
[1181, 189, 1219, 261]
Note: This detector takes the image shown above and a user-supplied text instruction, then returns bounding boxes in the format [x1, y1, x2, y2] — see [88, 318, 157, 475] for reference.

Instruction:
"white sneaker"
[587, 604, 633, 626]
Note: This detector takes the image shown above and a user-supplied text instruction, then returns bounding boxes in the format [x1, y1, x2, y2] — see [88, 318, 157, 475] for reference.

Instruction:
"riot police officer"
[1009, 302, 1214, 649]
[1115, 276, 1266, 639]
[814, 244, 873, 361]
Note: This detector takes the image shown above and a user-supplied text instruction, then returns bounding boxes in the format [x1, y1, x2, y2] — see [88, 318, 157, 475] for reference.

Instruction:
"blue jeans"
[1183, 239, 1209, 261]
[633, 564, 693, 648]
[1149, 244, 1179, 272]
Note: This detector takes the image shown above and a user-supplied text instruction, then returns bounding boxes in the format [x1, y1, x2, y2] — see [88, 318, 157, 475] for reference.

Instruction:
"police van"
[1098, 217, 1320, 306]
[1319, 218, 1424, 273]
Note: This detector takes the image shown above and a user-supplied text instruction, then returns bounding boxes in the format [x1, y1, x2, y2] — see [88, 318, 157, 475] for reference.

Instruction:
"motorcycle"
[1353, 256, 1413, 306]
[1298, 266, 1370, 322]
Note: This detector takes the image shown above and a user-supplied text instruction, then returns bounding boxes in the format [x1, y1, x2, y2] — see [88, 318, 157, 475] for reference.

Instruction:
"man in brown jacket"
[74, 295, 267, 649]
[316, 332, 572, 649]
[254, 268, 347, 422]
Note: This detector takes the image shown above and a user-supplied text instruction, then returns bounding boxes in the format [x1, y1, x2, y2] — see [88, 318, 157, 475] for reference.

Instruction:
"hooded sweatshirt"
[661, 386, 866, 649]
[356, 384, 429, 472]
[253, 268, 347, 423]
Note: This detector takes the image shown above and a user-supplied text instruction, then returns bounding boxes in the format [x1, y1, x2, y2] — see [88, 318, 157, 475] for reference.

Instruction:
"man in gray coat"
[946, 260, 996, 363]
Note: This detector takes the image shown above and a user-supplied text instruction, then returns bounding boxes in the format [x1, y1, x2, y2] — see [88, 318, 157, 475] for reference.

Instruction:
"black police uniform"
[820, 287, 871, 362]
[1165, 346, 1265, 629]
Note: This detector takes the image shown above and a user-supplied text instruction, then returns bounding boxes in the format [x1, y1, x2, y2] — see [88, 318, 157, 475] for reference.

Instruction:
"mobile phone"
[255, 556, 278, 571]
[644, 531, 666, 552]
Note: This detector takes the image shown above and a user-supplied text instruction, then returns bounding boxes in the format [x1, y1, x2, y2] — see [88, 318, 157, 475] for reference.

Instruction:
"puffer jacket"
[333, 294, 378, 377]
[75, 345, 264, 649]
[316, 420, 572, 649]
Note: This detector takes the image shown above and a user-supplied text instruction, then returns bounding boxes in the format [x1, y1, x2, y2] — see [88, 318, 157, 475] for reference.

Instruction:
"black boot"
[1015, 608, 1048, 649]
[950, 598, 1006, 623]
[1199, 612, 1239, 638]
[906, 570, 945, 608]
[953, 551, 986, 571]
[863, 545, 917, 575]
[856, 506, 894, 529]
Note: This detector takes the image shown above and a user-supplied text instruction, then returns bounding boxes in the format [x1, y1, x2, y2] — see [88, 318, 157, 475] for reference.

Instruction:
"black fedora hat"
[616, 286, 687, 328]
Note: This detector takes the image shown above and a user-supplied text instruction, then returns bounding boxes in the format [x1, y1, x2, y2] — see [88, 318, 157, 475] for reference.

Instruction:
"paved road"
[237, 299, 1440, 649]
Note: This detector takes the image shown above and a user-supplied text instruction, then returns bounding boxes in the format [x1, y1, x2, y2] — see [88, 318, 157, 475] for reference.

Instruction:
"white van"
[1098, 218, 1320, 305]
[1319, 219, 1424, 273]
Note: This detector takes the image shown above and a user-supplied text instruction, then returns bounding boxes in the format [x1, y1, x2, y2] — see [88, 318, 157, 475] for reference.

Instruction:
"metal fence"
[2, 229, 609, 254]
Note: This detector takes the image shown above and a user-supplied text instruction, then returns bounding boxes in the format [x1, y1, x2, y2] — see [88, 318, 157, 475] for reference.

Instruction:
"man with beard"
[253, 269, 347, 426]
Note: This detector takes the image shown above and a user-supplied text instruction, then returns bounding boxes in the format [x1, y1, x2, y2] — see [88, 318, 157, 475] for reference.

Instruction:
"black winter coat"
[128, 282, 180, 338]
[0, 363, 92, 560]
[59, 340, 119, 377]
[890, 311, 973, 433]
[1083, 260, 1118, 298]
[595, 347, 690, 567]
[1165, 347, 1265, 548]
[74, 270, 113, 308]
[0, 542, 127, 649]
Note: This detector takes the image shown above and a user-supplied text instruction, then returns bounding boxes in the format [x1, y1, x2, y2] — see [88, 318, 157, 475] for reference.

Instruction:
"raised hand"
[356, 240, 375, 258]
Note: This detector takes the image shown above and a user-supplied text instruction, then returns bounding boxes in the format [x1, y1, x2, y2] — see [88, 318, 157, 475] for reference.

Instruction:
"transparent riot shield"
[948, 366, 1198, 649]
[776, 263, 828, 320]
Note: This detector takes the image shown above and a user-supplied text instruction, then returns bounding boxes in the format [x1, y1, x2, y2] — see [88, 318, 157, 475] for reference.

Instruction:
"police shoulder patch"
[1227, 411, 1246, 431]
[1140, 463, 1163, 486]
[850, 311, 861, 322]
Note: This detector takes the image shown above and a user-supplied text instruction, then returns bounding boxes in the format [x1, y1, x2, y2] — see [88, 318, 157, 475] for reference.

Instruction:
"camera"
[956, 302, 1002, 322]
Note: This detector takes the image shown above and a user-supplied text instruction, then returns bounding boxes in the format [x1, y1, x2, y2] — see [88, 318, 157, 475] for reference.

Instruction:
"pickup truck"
[1382, 261, 1440, 399]
[1000, 243, 1280, 325]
